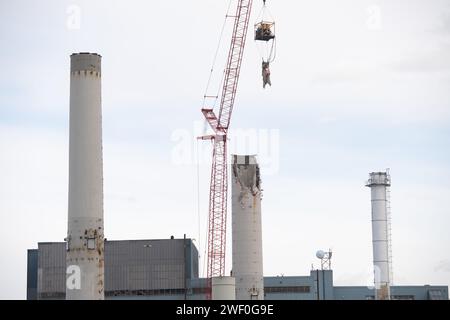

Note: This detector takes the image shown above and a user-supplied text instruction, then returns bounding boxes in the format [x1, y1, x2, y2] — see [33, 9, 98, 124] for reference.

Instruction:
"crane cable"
[199, 0, 234, 278]
[255, 2, 265, 22]
[196, 139, 213, 278]
[200, 1, 236, 277]
[196, 140, 205, 278]
[255, 0, 276, 63]
[256, 33, 276, 63]
[202, 0, 234, 110]
[255, 0, 274, 23]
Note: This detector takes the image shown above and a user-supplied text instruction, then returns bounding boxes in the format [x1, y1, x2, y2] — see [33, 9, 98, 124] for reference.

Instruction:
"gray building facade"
[29, 238, 198, 300]
[26, 249, 38, 300]
[27, 238, 448, 300]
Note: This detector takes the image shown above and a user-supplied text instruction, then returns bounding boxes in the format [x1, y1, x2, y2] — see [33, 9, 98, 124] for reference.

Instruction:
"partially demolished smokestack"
[232, 155, 264, 300]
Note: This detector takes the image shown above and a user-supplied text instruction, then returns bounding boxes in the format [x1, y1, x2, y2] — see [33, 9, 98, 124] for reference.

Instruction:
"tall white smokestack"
[232, 155, 264, 300]
[366, 170, 392, 300]
[66, 53, 104, 300]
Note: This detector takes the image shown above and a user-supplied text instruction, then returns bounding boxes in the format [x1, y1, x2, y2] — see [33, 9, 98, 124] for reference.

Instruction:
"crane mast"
[199, 0, 253, 299]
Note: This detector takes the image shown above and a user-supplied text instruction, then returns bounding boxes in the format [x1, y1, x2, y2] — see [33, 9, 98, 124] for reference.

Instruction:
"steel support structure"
[199, 0, 253, 299]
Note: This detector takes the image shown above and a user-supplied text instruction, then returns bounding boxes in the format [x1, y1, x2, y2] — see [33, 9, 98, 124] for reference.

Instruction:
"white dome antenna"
[316, 250, 325, 259]
[316, 249, 332, 270]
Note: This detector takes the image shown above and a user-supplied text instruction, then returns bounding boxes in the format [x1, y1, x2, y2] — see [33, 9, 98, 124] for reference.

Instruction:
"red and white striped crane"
[198, 0, 254, 299]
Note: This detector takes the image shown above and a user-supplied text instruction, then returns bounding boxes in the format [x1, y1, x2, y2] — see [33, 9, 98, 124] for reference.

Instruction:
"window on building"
[428, 290, 445, 300]
[264, 286, 310, 294]
[391, 295, 415, 300]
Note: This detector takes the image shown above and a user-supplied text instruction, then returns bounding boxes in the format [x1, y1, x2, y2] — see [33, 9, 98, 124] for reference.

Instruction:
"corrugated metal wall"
[105, 240, 186, 291]
[37, 243, 65, 299]
[34, 239, 198, 298]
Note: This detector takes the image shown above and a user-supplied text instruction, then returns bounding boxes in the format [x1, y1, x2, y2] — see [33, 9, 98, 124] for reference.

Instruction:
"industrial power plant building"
[25, 52, 446, 301]
[27, 238, 448, 300]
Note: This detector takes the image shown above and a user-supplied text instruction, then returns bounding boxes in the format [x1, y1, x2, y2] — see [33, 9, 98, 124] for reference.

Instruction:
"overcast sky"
[1, 0, 450, 299]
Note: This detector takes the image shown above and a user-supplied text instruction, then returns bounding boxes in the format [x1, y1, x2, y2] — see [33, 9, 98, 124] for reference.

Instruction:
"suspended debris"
[262, 61, 271, 89]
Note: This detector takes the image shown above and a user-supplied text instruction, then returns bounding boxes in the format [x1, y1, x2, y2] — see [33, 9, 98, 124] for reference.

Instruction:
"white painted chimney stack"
[66, 53, 105, 300]
[366, 170, 392, 300]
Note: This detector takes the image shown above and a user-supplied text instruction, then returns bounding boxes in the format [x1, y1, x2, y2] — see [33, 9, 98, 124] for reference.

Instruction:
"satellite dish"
[316, 250, 325, 259]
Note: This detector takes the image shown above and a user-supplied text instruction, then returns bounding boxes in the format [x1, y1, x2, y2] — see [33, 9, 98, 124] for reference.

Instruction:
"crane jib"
[199, 0, 254, 300]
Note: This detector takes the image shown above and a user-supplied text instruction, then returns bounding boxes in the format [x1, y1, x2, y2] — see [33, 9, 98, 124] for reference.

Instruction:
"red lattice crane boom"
[199, 0, 253, 299]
